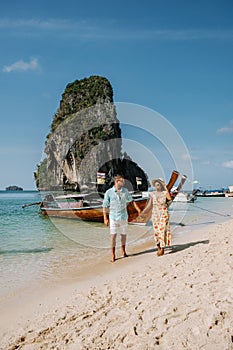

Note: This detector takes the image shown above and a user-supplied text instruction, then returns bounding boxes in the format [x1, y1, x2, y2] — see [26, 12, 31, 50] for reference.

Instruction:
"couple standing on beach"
[103, 175, 172, 262]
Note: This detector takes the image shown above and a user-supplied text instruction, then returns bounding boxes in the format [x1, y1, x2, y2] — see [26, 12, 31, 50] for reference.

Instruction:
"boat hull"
[196, 193, 225, 198]
[40, 198, 149, 223]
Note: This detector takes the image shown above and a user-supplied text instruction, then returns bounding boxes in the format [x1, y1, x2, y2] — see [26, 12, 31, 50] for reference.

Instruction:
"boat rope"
[190, 203, 232, 218]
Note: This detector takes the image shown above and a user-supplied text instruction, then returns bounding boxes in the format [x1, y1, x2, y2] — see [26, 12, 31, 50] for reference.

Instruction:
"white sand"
[0, 220, 233, 350]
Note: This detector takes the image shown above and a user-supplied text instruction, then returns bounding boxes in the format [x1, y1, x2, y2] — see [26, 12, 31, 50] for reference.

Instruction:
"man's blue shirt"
[103, 186, 133, 221]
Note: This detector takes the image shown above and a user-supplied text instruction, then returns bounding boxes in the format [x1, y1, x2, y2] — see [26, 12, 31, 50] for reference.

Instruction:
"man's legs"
[110, 234, 117, 262]
[109, 220, 128, 261]
[121, 234, 128, 257]
[120, 220, 128, 257]
[109, 218, 117, 262]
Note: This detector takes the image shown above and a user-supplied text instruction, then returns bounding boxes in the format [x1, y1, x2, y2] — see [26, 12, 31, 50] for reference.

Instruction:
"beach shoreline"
[0, 219, 233, 349]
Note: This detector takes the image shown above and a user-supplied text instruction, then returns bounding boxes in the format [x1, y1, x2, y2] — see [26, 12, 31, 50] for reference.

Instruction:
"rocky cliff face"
[35, 76, 148, 192]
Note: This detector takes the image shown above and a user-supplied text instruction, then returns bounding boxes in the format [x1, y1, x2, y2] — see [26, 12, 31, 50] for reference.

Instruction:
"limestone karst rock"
[34, 76, 148, 192]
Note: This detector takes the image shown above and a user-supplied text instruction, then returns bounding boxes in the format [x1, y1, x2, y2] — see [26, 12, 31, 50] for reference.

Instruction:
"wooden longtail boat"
[39, 170, 180, 223]
[40, 192, 149, 222]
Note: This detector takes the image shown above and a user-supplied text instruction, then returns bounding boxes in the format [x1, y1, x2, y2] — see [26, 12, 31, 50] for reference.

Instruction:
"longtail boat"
[39, 192, 149, 222]
[39, 170, 180, 223]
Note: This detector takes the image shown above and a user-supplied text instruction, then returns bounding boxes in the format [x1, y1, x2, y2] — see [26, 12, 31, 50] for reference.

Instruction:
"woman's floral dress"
[151, 191, 171, 248]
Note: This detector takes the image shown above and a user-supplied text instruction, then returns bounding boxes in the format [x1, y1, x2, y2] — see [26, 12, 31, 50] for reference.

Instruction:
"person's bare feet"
[157, 244, 164, 256]
[110, 255, 115, 262]
[157, 248, 164, 256]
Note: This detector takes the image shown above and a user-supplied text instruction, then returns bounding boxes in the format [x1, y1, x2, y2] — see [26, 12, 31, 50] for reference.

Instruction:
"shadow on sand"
[171, 221, 215, 227]
[124, 239, 210, 259]
[168, 239, 209, 254]
[128, 248, 156, 258]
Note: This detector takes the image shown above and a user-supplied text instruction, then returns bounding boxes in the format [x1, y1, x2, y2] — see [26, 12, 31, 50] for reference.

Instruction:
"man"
[103, 174, 141, 262]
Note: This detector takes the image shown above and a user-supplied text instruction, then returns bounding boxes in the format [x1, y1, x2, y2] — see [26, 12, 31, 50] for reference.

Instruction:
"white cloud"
[201, 160, 211, 165]
[2, 58, 39, 73]
[0, 18, 233, 41]
[182, 153, 199, 161]
[191, 156, 200, 161]
[217, 127, 233, 133]
[181, 153, 190, 161]
[0, 18, 72, 29]
[217, 120, 233, 134]
[222, 160, 233, 169]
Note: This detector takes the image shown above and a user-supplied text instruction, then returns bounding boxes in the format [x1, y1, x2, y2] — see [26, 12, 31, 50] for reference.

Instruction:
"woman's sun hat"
[152, 178, 166, 189]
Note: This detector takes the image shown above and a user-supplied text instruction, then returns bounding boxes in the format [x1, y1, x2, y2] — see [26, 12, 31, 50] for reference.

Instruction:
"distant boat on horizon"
[193, 188, 226, 198]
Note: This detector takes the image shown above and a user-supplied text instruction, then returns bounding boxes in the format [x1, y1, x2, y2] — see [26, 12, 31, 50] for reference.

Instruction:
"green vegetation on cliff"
[51, 76, 113, 132]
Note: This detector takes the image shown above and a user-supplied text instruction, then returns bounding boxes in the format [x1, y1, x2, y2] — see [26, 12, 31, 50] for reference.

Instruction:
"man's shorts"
[109, 219, 128, 235]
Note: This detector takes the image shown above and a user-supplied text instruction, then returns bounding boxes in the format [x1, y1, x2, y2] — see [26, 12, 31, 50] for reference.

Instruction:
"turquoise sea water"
[0, 191, 232, 301]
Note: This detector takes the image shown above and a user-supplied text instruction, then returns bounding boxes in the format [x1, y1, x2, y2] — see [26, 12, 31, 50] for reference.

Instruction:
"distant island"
[5, 185, 23, 191]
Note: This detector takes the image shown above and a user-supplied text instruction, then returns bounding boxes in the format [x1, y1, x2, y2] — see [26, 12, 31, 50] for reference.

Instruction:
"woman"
[147, 179, 172, 256]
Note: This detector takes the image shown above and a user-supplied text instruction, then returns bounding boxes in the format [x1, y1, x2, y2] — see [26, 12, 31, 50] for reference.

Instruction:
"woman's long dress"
[151, 191, 171, 248]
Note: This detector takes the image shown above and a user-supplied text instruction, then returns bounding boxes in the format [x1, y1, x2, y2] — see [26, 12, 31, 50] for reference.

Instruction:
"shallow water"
[0, 191, 232, 301]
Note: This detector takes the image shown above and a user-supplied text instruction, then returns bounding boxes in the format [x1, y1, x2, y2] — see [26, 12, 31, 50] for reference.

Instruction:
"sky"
[0, 0, 233, 190]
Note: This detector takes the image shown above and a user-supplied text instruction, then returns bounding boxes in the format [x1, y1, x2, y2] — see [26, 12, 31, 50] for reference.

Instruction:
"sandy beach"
[0, 219, 233, 350]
